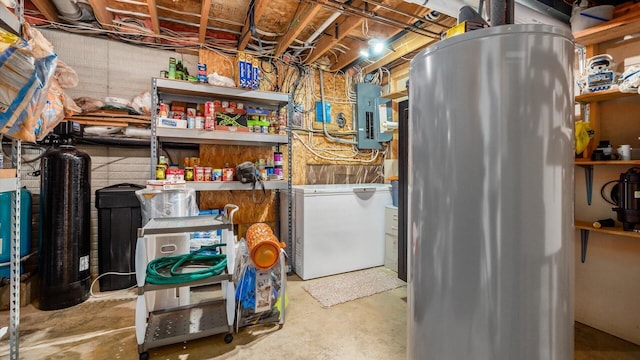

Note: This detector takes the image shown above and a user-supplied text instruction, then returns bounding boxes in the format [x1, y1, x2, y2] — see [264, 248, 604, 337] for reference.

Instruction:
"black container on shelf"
[38, 145, 91, 310]
[95, 183, 144, 291]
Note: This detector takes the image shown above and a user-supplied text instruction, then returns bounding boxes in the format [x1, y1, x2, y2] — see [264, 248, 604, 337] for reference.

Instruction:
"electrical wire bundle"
[146, 244, 227, 285]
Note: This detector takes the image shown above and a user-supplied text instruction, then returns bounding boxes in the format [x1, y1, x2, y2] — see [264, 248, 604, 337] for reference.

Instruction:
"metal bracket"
[580, 228, 589, 263]
[577, 164, 593, 205]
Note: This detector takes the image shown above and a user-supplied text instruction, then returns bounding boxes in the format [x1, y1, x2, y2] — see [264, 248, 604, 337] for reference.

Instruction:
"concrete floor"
[0, 273, 638, 360]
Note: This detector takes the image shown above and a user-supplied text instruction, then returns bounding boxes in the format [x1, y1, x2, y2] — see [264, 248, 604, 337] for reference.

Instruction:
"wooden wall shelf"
[575, 89, 638, 103]
[573, 6, 640, 46]
[575, 220, 640, 264]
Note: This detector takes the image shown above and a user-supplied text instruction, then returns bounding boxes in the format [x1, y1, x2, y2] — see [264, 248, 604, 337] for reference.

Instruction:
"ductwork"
[403, 0, 569, 29]
[489, 0, 515, 26]
[52, 0, 96, 22]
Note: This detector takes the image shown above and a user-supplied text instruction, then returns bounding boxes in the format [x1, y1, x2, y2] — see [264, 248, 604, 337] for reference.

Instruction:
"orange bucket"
[245, 223, 286, 270]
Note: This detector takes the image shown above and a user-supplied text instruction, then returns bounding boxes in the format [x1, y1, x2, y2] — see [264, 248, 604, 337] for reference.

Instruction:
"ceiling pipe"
[489, 0, 514, 26]
[305, 11, 341, 46]
[307, 0, 441, 38]
[52, 0, 95, 22]
[402, 0, 568, 28]
[359, 0, 447, 29]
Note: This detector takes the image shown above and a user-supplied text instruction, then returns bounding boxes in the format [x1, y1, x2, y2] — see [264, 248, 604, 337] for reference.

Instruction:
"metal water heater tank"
[39, 145, 91, 310]
[408, 24, 574, 359]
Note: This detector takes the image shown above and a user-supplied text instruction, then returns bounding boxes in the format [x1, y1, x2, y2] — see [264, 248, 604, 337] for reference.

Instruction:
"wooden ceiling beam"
[87, 0, 113, 26]
[147, 0, 160, 35]
[356, 32, 438, 73]
[30, 0, 60, 23]
[274, 3, 322, 58]
[238, 0, 269, 51]
[305, 0, 374, 65]
[198, 0, 212, 43]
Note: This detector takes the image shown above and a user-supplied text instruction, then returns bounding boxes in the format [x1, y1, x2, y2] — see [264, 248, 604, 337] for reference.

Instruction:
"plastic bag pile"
[0, 23, 80, 142]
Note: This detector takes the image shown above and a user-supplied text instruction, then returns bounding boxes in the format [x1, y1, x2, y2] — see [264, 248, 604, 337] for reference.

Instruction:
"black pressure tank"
[38, 145, 91, 310]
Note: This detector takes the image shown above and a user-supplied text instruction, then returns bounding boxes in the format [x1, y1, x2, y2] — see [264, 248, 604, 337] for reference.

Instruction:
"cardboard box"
[215, 107, 248, 132]
[0, 274, 38, 310]
[157, 117, 187, 128]
[0, 169, 17, 178]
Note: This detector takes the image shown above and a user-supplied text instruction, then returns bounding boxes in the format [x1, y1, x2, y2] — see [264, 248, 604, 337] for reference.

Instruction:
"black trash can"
[95, 183, 145, 291]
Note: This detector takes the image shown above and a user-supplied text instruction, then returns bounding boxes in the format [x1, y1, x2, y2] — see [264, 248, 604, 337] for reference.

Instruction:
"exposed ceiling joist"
[238, 0, 270, 51]
[330, 3, 439, 71]
[360, 31, 437, 73]
[274, 3, 322, 57]
[30, 0, 60, 23]
[304, 0, 372, 65]
[198, 0, 212, 43]
[146, 0, 160, 35]
[87, 0, 113, 26]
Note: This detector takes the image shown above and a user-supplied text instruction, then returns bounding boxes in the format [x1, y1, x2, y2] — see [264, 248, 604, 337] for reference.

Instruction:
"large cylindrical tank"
[39, 145, 91, 310]
[408, 25, 574, 359]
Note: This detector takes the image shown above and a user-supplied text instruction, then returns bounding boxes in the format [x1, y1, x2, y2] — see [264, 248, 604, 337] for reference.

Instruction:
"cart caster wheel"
[139, 352, 149, 360]
[224, 333, 233, 344]
[278, 324, 284, 330]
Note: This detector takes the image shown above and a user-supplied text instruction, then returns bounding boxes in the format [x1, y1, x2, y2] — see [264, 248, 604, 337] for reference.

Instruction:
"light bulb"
[372, 41, 384, 54]
[359, 49, 370, 58]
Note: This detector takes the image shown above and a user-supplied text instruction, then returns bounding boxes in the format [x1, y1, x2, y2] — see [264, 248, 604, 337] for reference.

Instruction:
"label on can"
[213, 168, 222, 181]
[195, 116, 205, 129]
[223, 168, 234, 181]
[273, 152, 283, 166]
[156, 164, 166, 180]
[185, 167, 194, 181]
[205, 117, 215, 130]
[195, 167, 205, 181]
[274, 166, 283, 179]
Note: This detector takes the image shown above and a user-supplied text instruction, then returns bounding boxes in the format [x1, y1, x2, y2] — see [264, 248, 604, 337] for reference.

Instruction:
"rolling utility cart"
[134, 205, 239, 360]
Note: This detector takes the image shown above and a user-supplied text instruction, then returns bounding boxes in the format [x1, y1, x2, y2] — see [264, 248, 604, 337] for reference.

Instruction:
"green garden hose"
[146, 244, 228, 285]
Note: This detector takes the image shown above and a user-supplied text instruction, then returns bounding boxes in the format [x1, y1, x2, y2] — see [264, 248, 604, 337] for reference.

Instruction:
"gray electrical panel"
[356, 83, 393, 150]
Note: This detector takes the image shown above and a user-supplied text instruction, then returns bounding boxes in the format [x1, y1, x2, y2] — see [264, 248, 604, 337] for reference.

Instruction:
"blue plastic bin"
[0, 189, 32, 279]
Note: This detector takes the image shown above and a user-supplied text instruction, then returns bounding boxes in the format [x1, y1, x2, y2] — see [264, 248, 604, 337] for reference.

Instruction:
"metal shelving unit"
[1, 3, 22, 359]
[149, 78, 294, 270]
[0, 4, 19, 36]
[155, 127, 287, 147]
[185, 180, 287, 191]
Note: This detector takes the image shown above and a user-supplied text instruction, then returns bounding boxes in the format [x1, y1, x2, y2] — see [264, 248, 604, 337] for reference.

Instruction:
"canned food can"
[185, 167, 194, 181]
[195, 167, 205, 181]
[223, 168, 234, 181]
[205, 117, 215, 130]
[155, 164, 167, 180]
[159, 103, 168, 117]
[274, 166, 283, 180]
[213, 168, 222, 181]
[273, 152, 283, 166]
[195, 116, 205, 129]
[187, 117, 195, 129]
[191, 157, 201, 167]
[204, 167, 213, 181]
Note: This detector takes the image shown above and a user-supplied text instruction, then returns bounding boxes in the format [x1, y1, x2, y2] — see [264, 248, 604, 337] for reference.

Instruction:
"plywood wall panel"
[199, 48, 236, 79]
